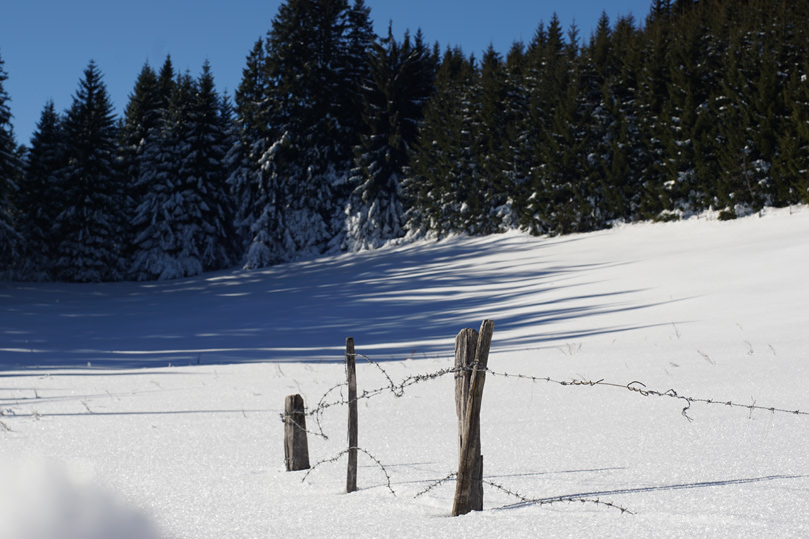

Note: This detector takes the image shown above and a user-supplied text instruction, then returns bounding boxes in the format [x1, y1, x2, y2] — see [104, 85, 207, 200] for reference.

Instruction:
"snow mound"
[0, 458, 164, 539]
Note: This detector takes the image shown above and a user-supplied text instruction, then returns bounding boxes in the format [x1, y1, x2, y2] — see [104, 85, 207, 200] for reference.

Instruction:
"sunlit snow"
[1, 207, 808, 538]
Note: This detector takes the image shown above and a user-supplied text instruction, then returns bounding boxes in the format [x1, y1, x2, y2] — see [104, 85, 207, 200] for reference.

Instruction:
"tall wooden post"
[284, 394, 310, 471]
[452, 320, 494, 516]
[455, 327, 482, 511]
[454, 330, 479, 472]
[346, 337, 358, 493]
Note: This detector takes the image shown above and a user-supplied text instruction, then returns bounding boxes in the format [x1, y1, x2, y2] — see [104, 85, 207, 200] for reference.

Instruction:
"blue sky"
[1, 1, 652, 146]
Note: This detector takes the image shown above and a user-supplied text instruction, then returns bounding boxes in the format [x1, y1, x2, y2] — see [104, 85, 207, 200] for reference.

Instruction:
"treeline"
[1, 0, 808, 281]
[406, 0, 809, 237]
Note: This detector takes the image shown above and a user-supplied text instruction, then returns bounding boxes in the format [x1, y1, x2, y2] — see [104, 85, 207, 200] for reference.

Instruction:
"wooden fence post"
[346, 337, 358, 493]
[454, 327, 481, 508]
[452, 320, 494, 516]
[284, 394, 310, 471]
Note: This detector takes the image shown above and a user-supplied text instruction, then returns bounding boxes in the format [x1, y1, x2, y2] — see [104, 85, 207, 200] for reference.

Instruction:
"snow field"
[1, 206, 808, 537]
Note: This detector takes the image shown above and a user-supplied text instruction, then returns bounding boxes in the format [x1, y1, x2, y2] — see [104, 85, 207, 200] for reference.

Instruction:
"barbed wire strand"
[484, 479, 633, 514]
[305, 365, 461, 421]
[279, 412, 332, 442]
[412, 472, 631, 514]
[359, 353, 402, 397]
[413, 472, 457, 498]
[313, 381, 347, 439]
[279, 351, 809, 449]
[483, 368, 809, 420]
[301, 446, 395, 495]
[303, 361, 808, 430]
[283, 363, 463, 441]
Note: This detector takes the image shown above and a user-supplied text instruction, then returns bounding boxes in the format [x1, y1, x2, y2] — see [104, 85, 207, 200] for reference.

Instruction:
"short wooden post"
[452, 320, 494, 516]
[346, 337, 358, 493]
[284, 394, 310, 471]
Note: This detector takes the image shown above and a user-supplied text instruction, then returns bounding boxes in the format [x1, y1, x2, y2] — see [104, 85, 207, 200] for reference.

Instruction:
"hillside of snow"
[1, 207, 808, 538]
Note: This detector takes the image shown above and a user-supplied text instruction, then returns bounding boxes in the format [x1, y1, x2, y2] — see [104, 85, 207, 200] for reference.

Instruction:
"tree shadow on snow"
[1, 234, 680, 370]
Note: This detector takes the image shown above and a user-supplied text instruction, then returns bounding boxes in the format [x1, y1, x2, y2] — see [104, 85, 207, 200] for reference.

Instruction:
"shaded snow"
[1, 206, 808, 538]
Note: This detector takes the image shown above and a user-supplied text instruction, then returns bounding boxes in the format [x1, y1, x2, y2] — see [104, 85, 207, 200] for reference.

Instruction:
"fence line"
[284, 344, 808, 515]
[296, 355, 809, 440]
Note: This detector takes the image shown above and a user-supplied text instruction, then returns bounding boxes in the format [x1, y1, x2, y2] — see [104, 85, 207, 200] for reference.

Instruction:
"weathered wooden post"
[284, 394, 310, 471]
[346, 337, 358, 493]
[452, 320, 494, 516]
[454, 327, 482, 509]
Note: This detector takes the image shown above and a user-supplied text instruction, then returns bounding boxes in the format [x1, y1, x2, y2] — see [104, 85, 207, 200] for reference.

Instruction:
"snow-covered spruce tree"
[593, 14, 646, 223]
[558, 21, 613, 233]
[240, 0, 374, 266]
[471, 45, 519, 234]
[341, 0, 377, 145]
[51, 61, 124, 282]
[119, 63, 164, 189]
[130, 66, 234, 280]
[521, 16, 581, 235]
[0, 51, 21, 277]
[227, 38, 272, 264]
[408, 44, 516, 238]
[182, 62, 236, 271]
[771, 3, 809, 205]
[118, 61, 170, 261]
[344, 27, 436, 251]
[514, 18, 565, 234]
[499, 42, 534, 231]
[403, 47, 477, 238]
[129, 75, 198, 280]
[633, 8, 673, 219]
[17, 101, 66, 279]
[218, 90, 239, 195]
[775, 54, 809, 205]
[658, 12, 715, 215]
[714, 5, 799, 215]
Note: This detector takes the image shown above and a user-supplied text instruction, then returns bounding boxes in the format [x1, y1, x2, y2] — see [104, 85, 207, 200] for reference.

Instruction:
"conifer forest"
[1, 0, 808, 282]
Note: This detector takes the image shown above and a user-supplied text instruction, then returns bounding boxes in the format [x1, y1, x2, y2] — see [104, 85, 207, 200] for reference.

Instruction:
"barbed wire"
[312, 381, 347, 439]
[358, 353, 401, 397]
[299, 358, 809, 432]
[301, 446, 395, 495]
[279, 362, 463, 441]
[414, 472, 457, 498]
[285, 354, 809, 444]
[299, 364, 462, 439]
[279, 412, 332, 443]
[483, 479, 633, 514]
[483, 368, 809, 421]
[412, 472, 631, 514]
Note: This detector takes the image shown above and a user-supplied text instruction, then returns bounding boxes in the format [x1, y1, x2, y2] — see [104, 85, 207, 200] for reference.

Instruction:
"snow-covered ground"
[1, 207, 808, 538]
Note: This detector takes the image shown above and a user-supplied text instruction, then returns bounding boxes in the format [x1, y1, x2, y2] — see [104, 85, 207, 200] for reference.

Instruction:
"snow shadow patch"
[1, 234, 665, 369]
